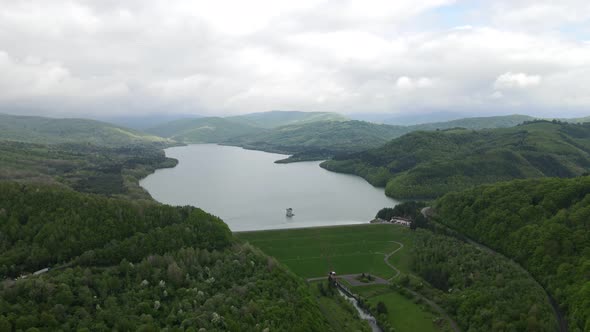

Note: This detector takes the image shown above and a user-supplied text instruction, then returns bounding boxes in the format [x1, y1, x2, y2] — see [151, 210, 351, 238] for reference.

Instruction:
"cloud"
[396, 77, 435, 89]
[0, 0, 588, 117]
[494, 72, 542, 89]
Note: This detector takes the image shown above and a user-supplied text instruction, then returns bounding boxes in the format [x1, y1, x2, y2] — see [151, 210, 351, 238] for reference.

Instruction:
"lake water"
[140, 144, 398, 231]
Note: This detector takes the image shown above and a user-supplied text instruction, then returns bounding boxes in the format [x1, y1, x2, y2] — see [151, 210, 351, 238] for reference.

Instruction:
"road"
[421, 206, 568, 332]
[307, 237, 461, 332]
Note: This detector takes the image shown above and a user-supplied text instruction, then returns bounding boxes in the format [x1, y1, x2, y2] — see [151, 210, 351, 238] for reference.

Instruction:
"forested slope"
[146, 117, 264, 143]
[0, 140, 177, 200]
[224, 120, 409, 161]
[435, 177, 590, 331]
[322, 121, 590, 198]
[0, 182, 328, 331]
[0, 113, 169, 147]
[407, 230, 557, 331]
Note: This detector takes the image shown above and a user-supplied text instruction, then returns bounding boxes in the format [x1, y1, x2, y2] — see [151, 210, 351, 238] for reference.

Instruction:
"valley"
[1, 111, 589, 331]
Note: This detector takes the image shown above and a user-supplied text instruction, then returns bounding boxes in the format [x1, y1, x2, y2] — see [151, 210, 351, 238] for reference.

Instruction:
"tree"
[376, 301, 388, 315]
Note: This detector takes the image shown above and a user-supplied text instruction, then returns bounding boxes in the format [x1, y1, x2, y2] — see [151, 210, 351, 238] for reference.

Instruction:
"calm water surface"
[140, 144, 398, 231]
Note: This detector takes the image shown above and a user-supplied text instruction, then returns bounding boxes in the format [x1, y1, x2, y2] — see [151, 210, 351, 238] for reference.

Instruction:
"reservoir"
[140, 144, 398, 231]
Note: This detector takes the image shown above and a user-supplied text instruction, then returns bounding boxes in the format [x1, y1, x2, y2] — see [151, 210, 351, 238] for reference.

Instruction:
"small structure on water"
[286, 208, 295, 217]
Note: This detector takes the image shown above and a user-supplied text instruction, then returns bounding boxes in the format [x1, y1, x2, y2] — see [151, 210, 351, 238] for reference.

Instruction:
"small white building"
[391, 217, 412, 227]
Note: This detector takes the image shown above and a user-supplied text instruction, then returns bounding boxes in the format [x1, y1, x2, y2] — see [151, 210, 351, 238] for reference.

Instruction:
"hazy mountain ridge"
[408, 114, 535, 131]
[0, 113, 170, 147]
[226, 110, 348, 128]
[0, 114, 172, 146]
[146, 111, 346, 143]
[146, 117, 264, 143]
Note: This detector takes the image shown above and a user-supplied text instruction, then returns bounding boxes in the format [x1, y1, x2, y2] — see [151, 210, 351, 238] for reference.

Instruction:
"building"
[390, 216, 412, 227]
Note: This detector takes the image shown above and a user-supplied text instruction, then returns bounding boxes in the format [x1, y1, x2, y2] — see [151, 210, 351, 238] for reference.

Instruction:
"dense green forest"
[403, 229, 557, 332]
[0, 140, 177, 200]
[225, 116, 546, 163]
[322, 121, 590, 198]
[0, 113, 169, 147]
[0, 182, 329, 331]
[435, 176, 590, 331]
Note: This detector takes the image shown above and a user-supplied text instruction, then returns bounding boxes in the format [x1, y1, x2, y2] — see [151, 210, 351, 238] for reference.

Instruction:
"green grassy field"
[238, 224, 414, 279]
[351, 284, 447, 332]
[238, 224, 451, 332]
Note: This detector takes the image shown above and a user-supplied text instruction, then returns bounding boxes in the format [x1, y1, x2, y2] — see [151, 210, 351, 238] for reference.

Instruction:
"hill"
[146, 117, 265, 143]
[321, 121, 590, 198]
[0, 182, 329, 331]
[94, 113, 202, 130]
[146, 111, 348, 144]
[435, 176, 590, 330]
[409, 114, 535, 131]
[225, 120, 409, 162]
[225, 115, 540, 162]
[0, 113, 170, 147]
[0, 140, 177, 200]
[227, 110, 347, 128]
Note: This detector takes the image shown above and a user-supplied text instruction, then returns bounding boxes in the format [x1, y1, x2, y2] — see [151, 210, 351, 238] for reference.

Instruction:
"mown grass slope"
[238, 224, 412, 279]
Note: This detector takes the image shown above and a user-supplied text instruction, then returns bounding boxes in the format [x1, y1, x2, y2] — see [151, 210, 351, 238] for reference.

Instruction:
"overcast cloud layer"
[1, 0, 589, 117]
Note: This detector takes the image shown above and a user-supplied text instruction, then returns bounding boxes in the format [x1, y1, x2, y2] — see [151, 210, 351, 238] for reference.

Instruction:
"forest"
[405, 229, 557, 332]
[0, 182, 329, 331]
[322, 121, 590, 199]
[435, 176, 590, 331]
[0, 140, 177, 200]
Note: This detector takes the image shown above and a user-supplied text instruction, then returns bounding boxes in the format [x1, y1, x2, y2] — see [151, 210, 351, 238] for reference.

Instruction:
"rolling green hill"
[225, 115, 542, 162]
[226, 110, 347, 128]
[409, 114, 535, 131]
[0, 113, 170, 147]
[435, 176, 590, 330]
[321, 121, 590, 198]
[0, 182, 329, 331]
[146, 116, 263, 143]
[225, 120, 409, 161]
[147, 113, 545, 161]
[146, 111, 348, 144]
[0, 140, 177, 200]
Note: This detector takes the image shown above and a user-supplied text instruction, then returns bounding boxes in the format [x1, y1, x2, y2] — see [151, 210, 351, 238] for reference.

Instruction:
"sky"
[1, 0, 589, 118]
